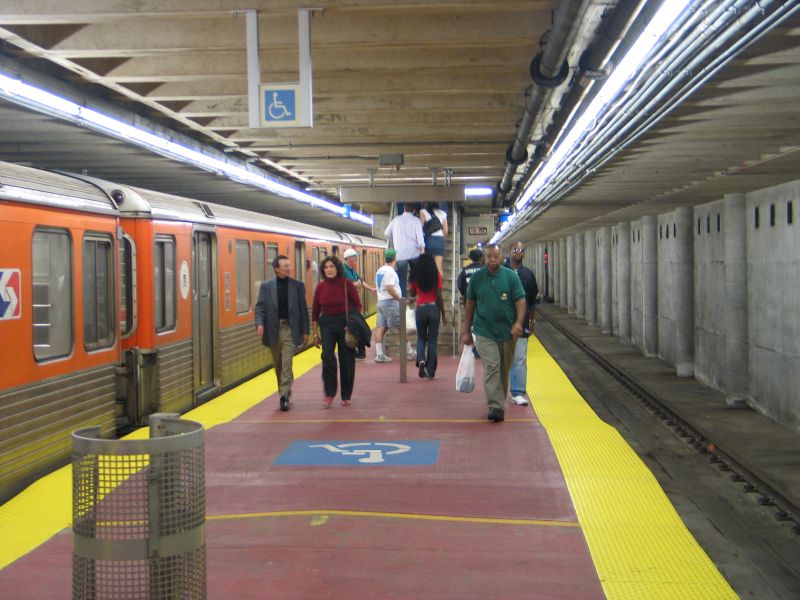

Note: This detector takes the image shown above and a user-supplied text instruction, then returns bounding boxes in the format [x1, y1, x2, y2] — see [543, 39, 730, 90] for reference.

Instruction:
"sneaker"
[511, 395, 528, 406]
[375, 354, 392, 363]
[407, 349, 416, 360]
[488, 409, 505, 422]
[279, 396, 290, 412]
[418, 361, 426, 378]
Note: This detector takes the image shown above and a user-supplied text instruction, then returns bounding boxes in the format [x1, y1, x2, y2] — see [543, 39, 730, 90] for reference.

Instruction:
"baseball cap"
[384, 248, 397, 261]
[343, 248, 358, 259]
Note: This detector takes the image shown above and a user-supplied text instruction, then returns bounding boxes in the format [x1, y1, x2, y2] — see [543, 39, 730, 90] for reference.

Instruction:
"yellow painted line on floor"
[236, 418, 538, 424]
[526, 335, 737, 600]
[208, 508, 580, 529]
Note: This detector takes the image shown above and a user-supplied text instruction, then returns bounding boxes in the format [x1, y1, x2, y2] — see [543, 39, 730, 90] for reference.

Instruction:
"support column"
[567, 236, 576, 313]
[642, 215, 658, 356]
[544, 242, 552, 302]
[617, 221, 631, 343]
[551, 241, 559, 305]
[585, 230, 597, 326]
[724, 194, 749, 405]
[576, 233, 585, 319]
[600, 226, 612, 334]
[559, 237, 567, 307]
[675, 207, 694, 377]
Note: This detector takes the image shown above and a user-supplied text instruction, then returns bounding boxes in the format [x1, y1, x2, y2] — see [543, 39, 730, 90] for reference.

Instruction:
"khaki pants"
[270, 321, 298, 398]
[474, 335, 516, 414]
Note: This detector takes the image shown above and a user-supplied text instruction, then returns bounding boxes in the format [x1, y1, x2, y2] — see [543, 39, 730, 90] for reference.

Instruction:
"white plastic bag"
[455, 345, 476, 393]
[405, 307, 417, 334]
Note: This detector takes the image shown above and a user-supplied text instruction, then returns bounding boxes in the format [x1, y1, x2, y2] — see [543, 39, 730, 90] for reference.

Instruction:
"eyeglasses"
[510, 248, 525, 254]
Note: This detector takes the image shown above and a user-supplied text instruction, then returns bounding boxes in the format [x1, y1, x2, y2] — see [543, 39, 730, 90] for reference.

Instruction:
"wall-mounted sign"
[468, 227, 488, 235]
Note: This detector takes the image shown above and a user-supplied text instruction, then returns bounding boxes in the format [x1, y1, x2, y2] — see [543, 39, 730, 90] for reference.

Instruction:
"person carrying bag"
[311, 256, 361, 408]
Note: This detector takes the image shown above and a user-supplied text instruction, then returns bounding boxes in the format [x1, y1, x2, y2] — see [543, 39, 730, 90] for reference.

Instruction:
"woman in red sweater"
[408, 253, 447, 379]
[312, 255, 363, 407]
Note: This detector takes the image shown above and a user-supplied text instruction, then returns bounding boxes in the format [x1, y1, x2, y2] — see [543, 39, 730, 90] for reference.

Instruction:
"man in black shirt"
[255, 255, 309, 411]
[506, 242, 539, 406]
[456, 247, 484, 308]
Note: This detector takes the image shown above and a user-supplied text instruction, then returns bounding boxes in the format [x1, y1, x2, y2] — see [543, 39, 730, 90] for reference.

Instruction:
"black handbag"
[342, 281, 359, 349]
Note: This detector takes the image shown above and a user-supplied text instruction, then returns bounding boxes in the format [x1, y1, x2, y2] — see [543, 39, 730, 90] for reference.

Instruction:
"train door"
[192, 229, 218, 399]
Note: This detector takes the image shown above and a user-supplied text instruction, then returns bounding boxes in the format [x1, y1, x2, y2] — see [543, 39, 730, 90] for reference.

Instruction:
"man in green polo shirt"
[461, 244, 527, 422]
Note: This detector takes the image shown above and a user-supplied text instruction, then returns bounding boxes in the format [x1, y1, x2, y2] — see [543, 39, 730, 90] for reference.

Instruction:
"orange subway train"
[0, 161, 384, 503]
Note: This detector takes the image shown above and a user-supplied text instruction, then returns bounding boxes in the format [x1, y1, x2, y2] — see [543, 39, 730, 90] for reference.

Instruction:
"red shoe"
[323, 396, 334, 408]
[341, 399, 351, 407]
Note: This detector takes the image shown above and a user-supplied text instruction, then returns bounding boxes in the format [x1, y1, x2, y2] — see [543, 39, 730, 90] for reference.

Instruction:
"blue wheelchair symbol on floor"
[265, 90, 294, 121]
[274, 440, 440, 465]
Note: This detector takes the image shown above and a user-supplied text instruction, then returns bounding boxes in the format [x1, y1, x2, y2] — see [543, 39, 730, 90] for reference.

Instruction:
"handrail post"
[398, 296, 407, 383]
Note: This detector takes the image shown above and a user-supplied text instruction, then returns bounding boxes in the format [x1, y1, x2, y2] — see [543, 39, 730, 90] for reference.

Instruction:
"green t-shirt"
[466, 265, 526, 341]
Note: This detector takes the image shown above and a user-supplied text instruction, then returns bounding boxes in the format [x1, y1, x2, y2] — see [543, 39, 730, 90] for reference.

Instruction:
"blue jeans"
[508, 336, 528, 396]
[415, 303, 440, 377]
[397, 259, 410, 297]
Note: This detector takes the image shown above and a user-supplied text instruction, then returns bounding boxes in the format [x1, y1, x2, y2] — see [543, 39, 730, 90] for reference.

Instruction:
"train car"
[0, 161, 384, 503]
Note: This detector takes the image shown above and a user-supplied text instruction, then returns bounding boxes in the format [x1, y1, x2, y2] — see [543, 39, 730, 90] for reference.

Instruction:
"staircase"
[380, 203, 461, 361]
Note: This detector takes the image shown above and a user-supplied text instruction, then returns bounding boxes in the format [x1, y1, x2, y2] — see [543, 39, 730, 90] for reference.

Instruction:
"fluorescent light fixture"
[0, 72, 372, 226]
[464, 186, 493, 197]
[514, 0, 693, 213]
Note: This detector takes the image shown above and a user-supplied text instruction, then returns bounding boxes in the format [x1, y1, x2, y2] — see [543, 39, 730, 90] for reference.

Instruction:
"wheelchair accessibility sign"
[259, 83, 303, 127]
[274, 440, 440, 466]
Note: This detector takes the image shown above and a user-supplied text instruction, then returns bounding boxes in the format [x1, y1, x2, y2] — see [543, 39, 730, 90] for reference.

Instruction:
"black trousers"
[318, 313, 356, 400]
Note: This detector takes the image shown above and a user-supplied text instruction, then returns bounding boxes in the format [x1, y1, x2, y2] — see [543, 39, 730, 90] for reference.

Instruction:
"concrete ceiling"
[0, 1, 798, 242]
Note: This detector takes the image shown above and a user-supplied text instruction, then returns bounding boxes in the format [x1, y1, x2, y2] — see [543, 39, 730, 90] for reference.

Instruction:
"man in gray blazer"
[255, 255, 309, 411]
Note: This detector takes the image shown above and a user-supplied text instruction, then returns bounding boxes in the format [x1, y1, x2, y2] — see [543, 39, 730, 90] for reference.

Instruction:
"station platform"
[0, 326, 737, 599]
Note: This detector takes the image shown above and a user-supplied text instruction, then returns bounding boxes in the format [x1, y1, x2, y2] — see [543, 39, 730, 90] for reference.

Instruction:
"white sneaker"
[406, 350, 416, 360]
[511, 395, 528, 405]
[375, 354, 392, 363]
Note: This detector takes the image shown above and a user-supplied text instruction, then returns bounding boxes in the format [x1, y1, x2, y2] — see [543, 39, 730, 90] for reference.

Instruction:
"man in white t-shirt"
[384, 204, 425, 297]
[374, 248, 415, 362]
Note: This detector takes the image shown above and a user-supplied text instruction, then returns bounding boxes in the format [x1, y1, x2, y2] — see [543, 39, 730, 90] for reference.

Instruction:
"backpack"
[423, 210, 442, 236]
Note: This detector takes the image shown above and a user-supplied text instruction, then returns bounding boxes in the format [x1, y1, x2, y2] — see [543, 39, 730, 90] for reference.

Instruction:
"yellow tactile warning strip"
[0, 315, 373, 570]
[207, 509, 580, 528]
[526, 335, 738, 600]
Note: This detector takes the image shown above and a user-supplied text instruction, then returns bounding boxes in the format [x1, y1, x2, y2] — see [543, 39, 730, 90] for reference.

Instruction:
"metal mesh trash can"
[72, 413, 206, 600]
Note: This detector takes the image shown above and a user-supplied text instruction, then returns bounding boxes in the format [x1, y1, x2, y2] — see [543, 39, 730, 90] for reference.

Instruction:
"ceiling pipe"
[494, 0, 594, 207]
[510, 0, 646, 201]
[503, 0, 797, 239]
[531, 0, 789, 202]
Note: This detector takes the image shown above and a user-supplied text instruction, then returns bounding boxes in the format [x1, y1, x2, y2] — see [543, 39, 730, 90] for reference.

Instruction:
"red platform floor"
[0, 352, 604, 599]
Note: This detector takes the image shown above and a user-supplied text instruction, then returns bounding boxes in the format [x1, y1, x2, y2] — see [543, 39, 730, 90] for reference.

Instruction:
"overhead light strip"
[513, 0, 695, 214]
[0, 72, 373, 226]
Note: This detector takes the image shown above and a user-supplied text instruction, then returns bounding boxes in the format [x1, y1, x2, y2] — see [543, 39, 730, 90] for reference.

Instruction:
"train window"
[83, 235, 116, 350]
[32, 229, 73, 361]
[236, 240, 251, 314]
[119, 235, 136, 337]
[253, 242, 266, 304]
[294, 242, 305, 283]
[154, 236, 176, 332]
[311, 247, 320, 289]
[266, 243, 278, 280]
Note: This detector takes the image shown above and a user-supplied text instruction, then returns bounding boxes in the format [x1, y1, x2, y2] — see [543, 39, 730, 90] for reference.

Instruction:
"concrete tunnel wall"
[526, 178, 800, 433]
